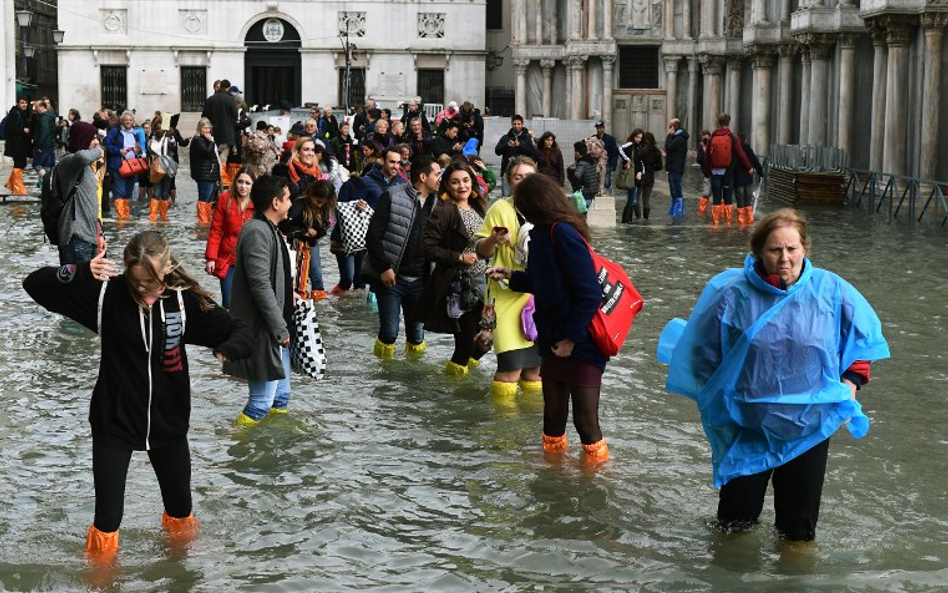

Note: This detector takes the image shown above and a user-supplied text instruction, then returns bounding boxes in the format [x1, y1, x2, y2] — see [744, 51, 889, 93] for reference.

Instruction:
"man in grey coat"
[223, 175, 295, 426]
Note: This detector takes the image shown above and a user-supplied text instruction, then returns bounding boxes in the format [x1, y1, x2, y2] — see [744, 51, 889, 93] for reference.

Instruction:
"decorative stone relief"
[920, 12, 948, 32]
[883, 14, 916, 47]
[615, 0, 663, 38]
[723, 0, 744, 38]
[339, 12, 366, 37]
[180, 10, 206, 35]
[418, 13, 445, 39]
[101, 10, 127, 34]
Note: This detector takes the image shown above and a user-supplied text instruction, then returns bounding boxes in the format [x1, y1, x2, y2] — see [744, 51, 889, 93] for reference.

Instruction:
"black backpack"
[40, 162, 85, 245]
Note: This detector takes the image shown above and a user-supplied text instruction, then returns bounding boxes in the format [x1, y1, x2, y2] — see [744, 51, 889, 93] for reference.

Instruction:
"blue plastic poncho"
[657, 255, 890, 487]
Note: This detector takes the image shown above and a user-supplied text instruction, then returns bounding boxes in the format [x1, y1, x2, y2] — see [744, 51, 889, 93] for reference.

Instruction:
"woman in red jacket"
[205, 166, 256, 307]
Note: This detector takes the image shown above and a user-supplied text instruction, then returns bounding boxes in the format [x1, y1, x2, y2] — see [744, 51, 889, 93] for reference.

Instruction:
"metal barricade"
[768, 144, 845, 172]
[846, 170, 948, 230]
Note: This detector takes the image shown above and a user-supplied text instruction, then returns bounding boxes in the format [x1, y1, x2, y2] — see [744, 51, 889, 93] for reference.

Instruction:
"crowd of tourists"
[10, 85, 886, 569]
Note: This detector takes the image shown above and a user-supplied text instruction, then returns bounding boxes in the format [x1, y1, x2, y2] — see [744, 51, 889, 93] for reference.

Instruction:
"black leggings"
[542, 378, 603, 445]
[716, 438, 830, 541]
[450, 308, 486, 366]
[92, 440, 192, 533]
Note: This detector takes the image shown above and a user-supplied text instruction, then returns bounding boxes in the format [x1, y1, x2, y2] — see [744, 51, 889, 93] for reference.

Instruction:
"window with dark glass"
[339, 67, 366, 111]
[618, 46, 660, 89]
[486, 0, 503, 30]
[180, 67, 207, 112]
[417, 69, 445, 105]
[100, 66, 127, 111]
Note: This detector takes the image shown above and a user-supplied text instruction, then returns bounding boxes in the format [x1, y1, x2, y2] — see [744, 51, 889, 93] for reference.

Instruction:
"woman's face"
[375, 120, 389, 135]
[234, 173, 253, 197]
[143, 123, 151, 135]
[127, 262, 166, 306]
[634, 133, 643, 144]
[201, 124, 212, 137]
[544, 136, 554, 149]
[447, 170, 472, 202]
[361, 145, 375, 157]
[759, 225, 806, 285]
[298, 141, 316, 165]
[508, 164, 536, 192]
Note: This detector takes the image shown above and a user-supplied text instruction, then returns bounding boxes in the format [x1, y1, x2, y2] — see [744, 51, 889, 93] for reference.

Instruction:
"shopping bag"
[290, 299, 327, 380]
[336, 201, 374, 255]
[149, 156, 166, 184]
[614, 165, 637, 191]
[118, 157, 148, 178]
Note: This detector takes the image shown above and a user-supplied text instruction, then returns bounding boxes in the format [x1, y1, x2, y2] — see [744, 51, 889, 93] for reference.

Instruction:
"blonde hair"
[124, 231, 215, 311]
[750, 208, 812, 258]
[196, 117, 212, 134]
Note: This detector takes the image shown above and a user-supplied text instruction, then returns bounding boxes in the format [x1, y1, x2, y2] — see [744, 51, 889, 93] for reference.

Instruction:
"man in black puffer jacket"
[664, 118, 690, 219]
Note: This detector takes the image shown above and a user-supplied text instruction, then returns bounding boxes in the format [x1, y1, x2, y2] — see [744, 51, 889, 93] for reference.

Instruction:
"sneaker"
[366, 290, 378, 312]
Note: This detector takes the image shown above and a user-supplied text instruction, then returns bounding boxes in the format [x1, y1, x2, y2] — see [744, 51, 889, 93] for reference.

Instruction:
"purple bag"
[521, 295, 538, 341]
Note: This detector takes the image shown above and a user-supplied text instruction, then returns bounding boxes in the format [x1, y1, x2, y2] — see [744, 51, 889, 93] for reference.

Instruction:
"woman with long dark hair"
[205, 166, 257, 307]
[535, 131, 565, 188]
[285, 179, 337, 301]
[416, 162, 489, 376]
[487, 174, 610, 465]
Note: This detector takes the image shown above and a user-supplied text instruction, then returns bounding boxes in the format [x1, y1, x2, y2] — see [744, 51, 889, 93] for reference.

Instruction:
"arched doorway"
[244, 17, 301, 108]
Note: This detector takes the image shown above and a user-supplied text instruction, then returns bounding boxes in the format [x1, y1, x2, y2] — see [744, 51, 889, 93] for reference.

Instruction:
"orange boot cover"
[149, 198, 160, 221]
[698, 195, 710, 216]
[736, 206, 746, 225]
[744, 206, 755, 225]
[196, 201, 213, 225]
[711, 204, 723, 225]
[542, 433, 568, 454]
[85, 524, 119, 565]
[724, 205, 735, 225]
[582, 439, 610, 465]
[310, 290, 328, 301]
[162, 511, 200, 549]
[114, 198, 131, 220]
[158, 199, 170, 222]
[6, 169, 28, 195]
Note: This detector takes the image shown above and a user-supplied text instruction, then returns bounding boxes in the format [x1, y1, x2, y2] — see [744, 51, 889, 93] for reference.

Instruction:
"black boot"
[633, 202, 641, 220]
[643, 207, 650, 220]
[621, 199, 634, 223]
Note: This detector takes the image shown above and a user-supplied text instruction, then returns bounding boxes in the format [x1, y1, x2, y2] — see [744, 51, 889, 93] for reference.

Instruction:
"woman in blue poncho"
[658, 209, 889, 541]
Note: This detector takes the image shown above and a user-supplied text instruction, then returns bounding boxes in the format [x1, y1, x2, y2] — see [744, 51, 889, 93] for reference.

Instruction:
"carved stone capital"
[798, 45, 811, 64]
[699, 54, 725, 75]
[749, 48, 775, 70]
[921, 12, 948, 34]
[539, 59, 556, 70]
[837, 33, 858, 50]
[777, 44, 796, 59]
[601, 54, 617, 65]
[664, 57, 681, 73]
[800, 33, 835, 60]
[883, 14, 917, 47]
[865, 17, 887, 46]
[567, 55, 587, 69]
[513, 58, 531, 71]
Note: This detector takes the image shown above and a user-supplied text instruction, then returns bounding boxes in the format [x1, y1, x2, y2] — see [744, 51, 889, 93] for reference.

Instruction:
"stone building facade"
[54, 0, 487, 120]
[499, 0, 948, 179]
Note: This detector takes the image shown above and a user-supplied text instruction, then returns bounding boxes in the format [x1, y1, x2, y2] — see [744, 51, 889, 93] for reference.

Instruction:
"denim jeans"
[604, 167, 613, 190]
[308, 244, 325, 292]
[711, 169, 734, 205]
[60, 234, 98, 265]
[111, 170, 136, 199]
[197, 180, 217, 203]
[153, 175, 173, 199]
[374, 276, 425, 345]
[219, 266, 235, 309]
[33, 148, 56, 175]
[335, 250, 366, 290]
[667, 170, 683, 200]
[243, 346, 291, 421]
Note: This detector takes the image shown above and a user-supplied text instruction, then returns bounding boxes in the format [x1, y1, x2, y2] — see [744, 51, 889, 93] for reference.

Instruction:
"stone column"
[805, 34, 834, 147]
[665, 0, 675, 39]
[753, 0, 768, 24]
[571, 0, 582, 40]
[551, 0, 558, 44]
[883, 16, 915, 175]
[726, 57, 742, 133]
[587, 0, 597, 39]
[701, 0, 716, 38]
[519, 0, 529, 46]
[602, 55, 616, 125]
[687, 57, 699, 132]
[603, 0, 613, 40]
[866, 18, 887, 172]
[700, 55, 724, 131]
[798, 46, 811, 146]
[777, 44, 794, 145]
[541, 60, 555, 116]
[665, 57, 680, 122]
[837, 34, 857, 165]
[751, 48, 774, 156]
[511, 0, 520, 45]
[780, 0, 791, 23]
[569, 55, 586, 119]
[515, 59, 530, 117]
[536, 0, 543, 44]
[920, 13, 948, 179]
[683, 0, 692, 38]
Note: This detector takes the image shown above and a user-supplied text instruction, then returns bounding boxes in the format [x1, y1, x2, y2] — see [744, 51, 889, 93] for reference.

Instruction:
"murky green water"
[1, 166, 946, 592]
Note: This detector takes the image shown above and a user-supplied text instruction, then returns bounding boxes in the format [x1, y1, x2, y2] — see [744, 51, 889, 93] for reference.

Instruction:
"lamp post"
[15, 9, 34, 28]
[15, 8, 35, 85]
[52, 29, 64, 44]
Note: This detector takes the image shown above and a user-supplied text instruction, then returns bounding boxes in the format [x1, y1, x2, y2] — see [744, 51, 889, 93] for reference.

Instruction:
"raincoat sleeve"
[181, 291, 254, 361]
[23, 262, 103, 333]
[837, 277, 891, 370]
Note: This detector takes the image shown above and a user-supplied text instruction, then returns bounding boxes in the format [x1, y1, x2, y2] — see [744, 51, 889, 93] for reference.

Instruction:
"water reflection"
[1, 167, 947, 591]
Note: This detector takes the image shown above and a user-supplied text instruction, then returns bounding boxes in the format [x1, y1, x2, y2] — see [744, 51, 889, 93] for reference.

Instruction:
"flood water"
[1, 164, 947, 592]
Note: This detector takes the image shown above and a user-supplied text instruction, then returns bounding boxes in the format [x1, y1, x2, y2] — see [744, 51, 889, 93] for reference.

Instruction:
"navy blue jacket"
[509, 222, 607, 371]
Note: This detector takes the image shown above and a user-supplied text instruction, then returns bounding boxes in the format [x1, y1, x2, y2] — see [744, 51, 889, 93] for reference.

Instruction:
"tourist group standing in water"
[21, 103, 889, 566]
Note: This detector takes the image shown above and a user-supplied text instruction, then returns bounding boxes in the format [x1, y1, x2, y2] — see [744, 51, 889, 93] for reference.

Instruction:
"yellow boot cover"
[85, 524, 119, 565]
[467, 357, 480, 367]
[268, 407, 288, 416]
[373, 338, 396, 359]
[405, 340, 426, 356]
[542, 433, 568, 453]
[490, 380, 519, 399]
[582, 439, 610, 463]
[518, 379, 543, 394]
[235, 411, 259, 426]
[444, 361, 469, 377]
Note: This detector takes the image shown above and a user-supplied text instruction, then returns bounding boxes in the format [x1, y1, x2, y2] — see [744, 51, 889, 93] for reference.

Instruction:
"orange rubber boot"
[744, 206, 755, 225]
[149, 198, 160, 221]
[158, 199, 170, 222]
[114, 198, 131, 220]
[196, 201, 213, 225]
[310, 290, 328, 301]
[6, 168, 28, 195]
[724, 205, 735, 225]
[698, 195, 710, 216]
[542, 433, 568, 454]
[711, 204, 724, 226]
[162, 511, 199, 552]
[582, 439, 610, 466]
[85, 524, 119, 565]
